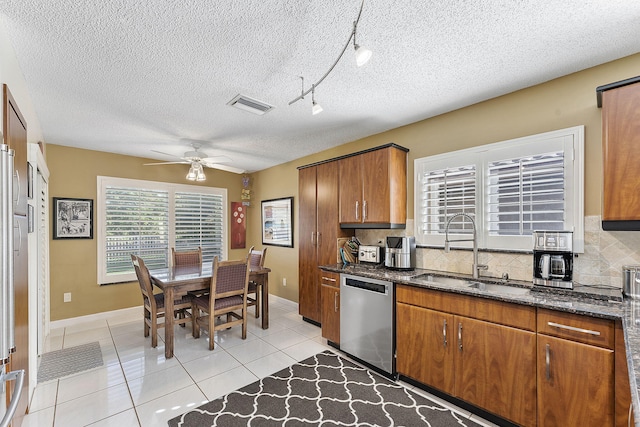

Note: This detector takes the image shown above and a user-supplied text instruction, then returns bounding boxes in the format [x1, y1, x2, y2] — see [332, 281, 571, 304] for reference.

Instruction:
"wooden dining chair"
[130, 254, 192, 347]
[246, 246, 268, 318]
[191, 256, 250, 350]
[171, 246, 203, 266]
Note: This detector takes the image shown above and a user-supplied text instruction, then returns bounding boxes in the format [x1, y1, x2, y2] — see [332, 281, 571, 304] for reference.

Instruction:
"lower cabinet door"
[396, 303, 455, 395]
[320, 284, 340, 344]
[537, 334, 614, 427]
[456, 317, 537, 427]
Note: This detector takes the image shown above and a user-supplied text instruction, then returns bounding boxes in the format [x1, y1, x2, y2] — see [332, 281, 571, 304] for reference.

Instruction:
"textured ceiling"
[1, 1, 640, 173]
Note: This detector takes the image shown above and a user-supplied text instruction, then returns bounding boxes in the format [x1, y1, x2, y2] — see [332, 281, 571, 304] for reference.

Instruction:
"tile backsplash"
[355, 216, 640, 289]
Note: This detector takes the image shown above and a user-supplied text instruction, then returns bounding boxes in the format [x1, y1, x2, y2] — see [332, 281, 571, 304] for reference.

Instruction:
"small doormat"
[37, 341, 104, 382]
[169, 350, 482, 427]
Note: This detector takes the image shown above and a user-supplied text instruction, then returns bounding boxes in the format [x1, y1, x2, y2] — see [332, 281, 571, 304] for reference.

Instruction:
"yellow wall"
[47, 145, 246, 320]
[248, 53, 640, 301]
[48, 53, 640, 319]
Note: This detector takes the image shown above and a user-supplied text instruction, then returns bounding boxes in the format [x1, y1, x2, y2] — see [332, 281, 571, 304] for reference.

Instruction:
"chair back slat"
[172, 247, 202, 266]
[131, 254, 156, 309]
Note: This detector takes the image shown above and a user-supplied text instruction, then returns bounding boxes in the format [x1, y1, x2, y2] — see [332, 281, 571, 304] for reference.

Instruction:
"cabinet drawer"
[397, 284, 535, 331]
[320, 271, 340, 288]
[537, 308, 614, 349]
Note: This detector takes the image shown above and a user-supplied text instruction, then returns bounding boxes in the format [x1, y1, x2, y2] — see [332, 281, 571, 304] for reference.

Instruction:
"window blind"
[487, 152, 565, 236]
[418, 165, 476, 235]
[175, 191, 224, 263]
[104, 186, 169, 273]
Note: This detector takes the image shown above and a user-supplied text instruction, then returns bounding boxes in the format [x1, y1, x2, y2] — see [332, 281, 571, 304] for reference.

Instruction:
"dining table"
[148, 263, 271, 359]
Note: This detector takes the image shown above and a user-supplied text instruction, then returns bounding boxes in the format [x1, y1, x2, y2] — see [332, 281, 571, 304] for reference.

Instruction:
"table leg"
[164, 287, 175, 359]
[261, 273, 269, 329]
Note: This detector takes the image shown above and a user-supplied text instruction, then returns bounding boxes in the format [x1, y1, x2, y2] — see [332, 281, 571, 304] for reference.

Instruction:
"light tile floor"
[23, 295, 498, 427]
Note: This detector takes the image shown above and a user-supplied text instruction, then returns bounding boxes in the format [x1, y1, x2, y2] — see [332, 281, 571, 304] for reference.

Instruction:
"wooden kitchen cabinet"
[456, 316, 536, 427]
[396, 285, 536, 427]
[338, 144, 407, 228]
[396, 303, 455, 395]
[298, 162, 352, 324]
[320, 272, 341, 344]
[598, 78, 640, 229]
[537, 308, 615, 427]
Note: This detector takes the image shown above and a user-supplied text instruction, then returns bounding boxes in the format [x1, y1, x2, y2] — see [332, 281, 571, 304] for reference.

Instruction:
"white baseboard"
[50, 305, 143, 330]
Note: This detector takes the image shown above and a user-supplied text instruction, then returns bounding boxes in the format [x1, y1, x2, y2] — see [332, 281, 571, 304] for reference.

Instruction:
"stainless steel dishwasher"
[340, 273, 395, 376]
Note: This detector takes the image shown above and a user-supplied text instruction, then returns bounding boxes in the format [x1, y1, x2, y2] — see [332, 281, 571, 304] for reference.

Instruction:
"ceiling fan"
[144, 144, 245, 179]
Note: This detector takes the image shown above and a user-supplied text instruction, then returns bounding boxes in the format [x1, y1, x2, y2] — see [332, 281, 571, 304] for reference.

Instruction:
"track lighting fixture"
[289, 0, 371, 112]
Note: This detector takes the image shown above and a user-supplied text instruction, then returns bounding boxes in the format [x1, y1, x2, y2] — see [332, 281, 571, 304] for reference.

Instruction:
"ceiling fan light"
[354, 44, 372, 67]
[186, 165, 197, 181]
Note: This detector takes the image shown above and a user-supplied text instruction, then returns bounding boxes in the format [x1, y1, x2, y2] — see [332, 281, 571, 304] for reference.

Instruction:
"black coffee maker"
[533, 231, 573, 289]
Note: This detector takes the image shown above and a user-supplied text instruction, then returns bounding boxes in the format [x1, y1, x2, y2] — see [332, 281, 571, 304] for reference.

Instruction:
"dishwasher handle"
[0, 369, 25, 427]
[343, 278, 389, 295]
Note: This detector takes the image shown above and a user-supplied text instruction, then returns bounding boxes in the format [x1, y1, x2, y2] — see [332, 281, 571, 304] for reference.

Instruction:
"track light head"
[312, 101, 323, 115]
[354, 43, 372, 67]
[311, 85, 323, 115]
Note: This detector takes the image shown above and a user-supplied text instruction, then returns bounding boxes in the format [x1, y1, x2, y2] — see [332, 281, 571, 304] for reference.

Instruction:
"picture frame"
[53, 197, 93, 239]
[261, 196, 293, 248]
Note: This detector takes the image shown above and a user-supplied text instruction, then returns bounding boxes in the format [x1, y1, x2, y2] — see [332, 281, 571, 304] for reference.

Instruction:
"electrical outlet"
[63, 292, 71, 303]
[282, 277, 287, 287]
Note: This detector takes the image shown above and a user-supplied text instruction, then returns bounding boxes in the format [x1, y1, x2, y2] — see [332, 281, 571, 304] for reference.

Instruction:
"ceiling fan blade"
[202, 162, 246, 174]
[150, 150, 188, 161]
[144, 161, 189, 166]
[201, 155, 232, 164]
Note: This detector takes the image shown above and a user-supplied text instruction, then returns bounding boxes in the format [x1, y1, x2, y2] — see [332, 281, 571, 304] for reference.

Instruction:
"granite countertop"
[320, 263, 640, 425]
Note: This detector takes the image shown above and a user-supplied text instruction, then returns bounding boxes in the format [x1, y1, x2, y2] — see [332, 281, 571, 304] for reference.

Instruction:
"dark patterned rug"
[169, 350, 483, 427]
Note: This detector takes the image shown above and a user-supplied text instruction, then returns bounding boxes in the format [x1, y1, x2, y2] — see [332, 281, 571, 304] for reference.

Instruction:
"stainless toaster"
[359, 245, 383, 264]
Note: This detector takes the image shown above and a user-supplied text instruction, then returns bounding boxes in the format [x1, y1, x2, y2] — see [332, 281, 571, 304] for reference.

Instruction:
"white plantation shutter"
[98, 177, 227, 284]
[414, 126, 584, 252]
[175, 191, 224, 263]
[487, 152, 565, 236]
[418, 165, 476, 235]
[104, 186, 169, 274]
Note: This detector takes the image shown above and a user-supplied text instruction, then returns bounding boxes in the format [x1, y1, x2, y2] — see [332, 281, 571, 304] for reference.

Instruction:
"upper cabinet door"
[338, 155, 363, 224]
[338, 145, 407, 228]
[3, 85, 28, 216]
[601, 81, 640, 226]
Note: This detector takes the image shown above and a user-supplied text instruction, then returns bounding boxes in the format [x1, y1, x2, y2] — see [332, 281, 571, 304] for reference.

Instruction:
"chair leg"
[208, 312, 215, 351]
[192, 305, 201, 338]
[255, 286, 261, 318]
[242, 306, 247, 339]
[144, 308, 150, 337]
[151, 316, 158, 348]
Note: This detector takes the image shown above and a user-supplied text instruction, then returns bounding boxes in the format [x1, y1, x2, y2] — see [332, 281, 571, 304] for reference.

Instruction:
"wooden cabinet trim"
[396, 284, 535, 331]
[537, 308, 614, 349]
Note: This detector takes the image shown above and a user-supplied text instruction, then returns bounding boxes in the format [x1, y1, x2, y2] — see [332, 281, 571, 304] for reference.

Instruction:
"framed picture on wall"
[53, 197, 93, 239]
[261, 197, 293, 248]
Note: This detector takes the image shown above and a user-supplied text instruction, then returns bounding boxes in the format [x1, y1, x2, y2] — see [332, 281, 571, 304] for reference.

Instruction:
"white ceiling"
[1, 1, 640, 173]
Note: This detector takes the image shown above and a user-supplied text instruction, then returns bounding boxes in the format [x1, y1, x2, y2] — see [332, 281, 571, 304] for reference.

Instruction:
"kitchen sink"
[417, 274, 474, 287]
[467, 282, 530, 295]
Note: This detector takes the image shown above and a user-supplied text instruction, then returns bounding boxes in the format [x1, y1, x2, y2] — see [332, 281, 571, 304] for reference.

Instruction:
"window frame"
[414, 126, 584, 253]
[97, 176, 228, 284]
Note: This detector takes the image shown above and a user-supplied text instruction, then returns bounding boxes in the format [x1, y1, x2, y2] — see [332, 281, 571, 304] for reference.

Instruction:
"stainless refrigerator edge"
[0, 144, 25, 427]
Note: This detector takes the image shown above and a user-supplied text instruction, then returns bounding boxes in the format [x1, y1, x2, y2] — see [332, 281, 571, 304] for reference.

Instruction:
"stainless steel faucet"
[444, 213, 488, 279]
